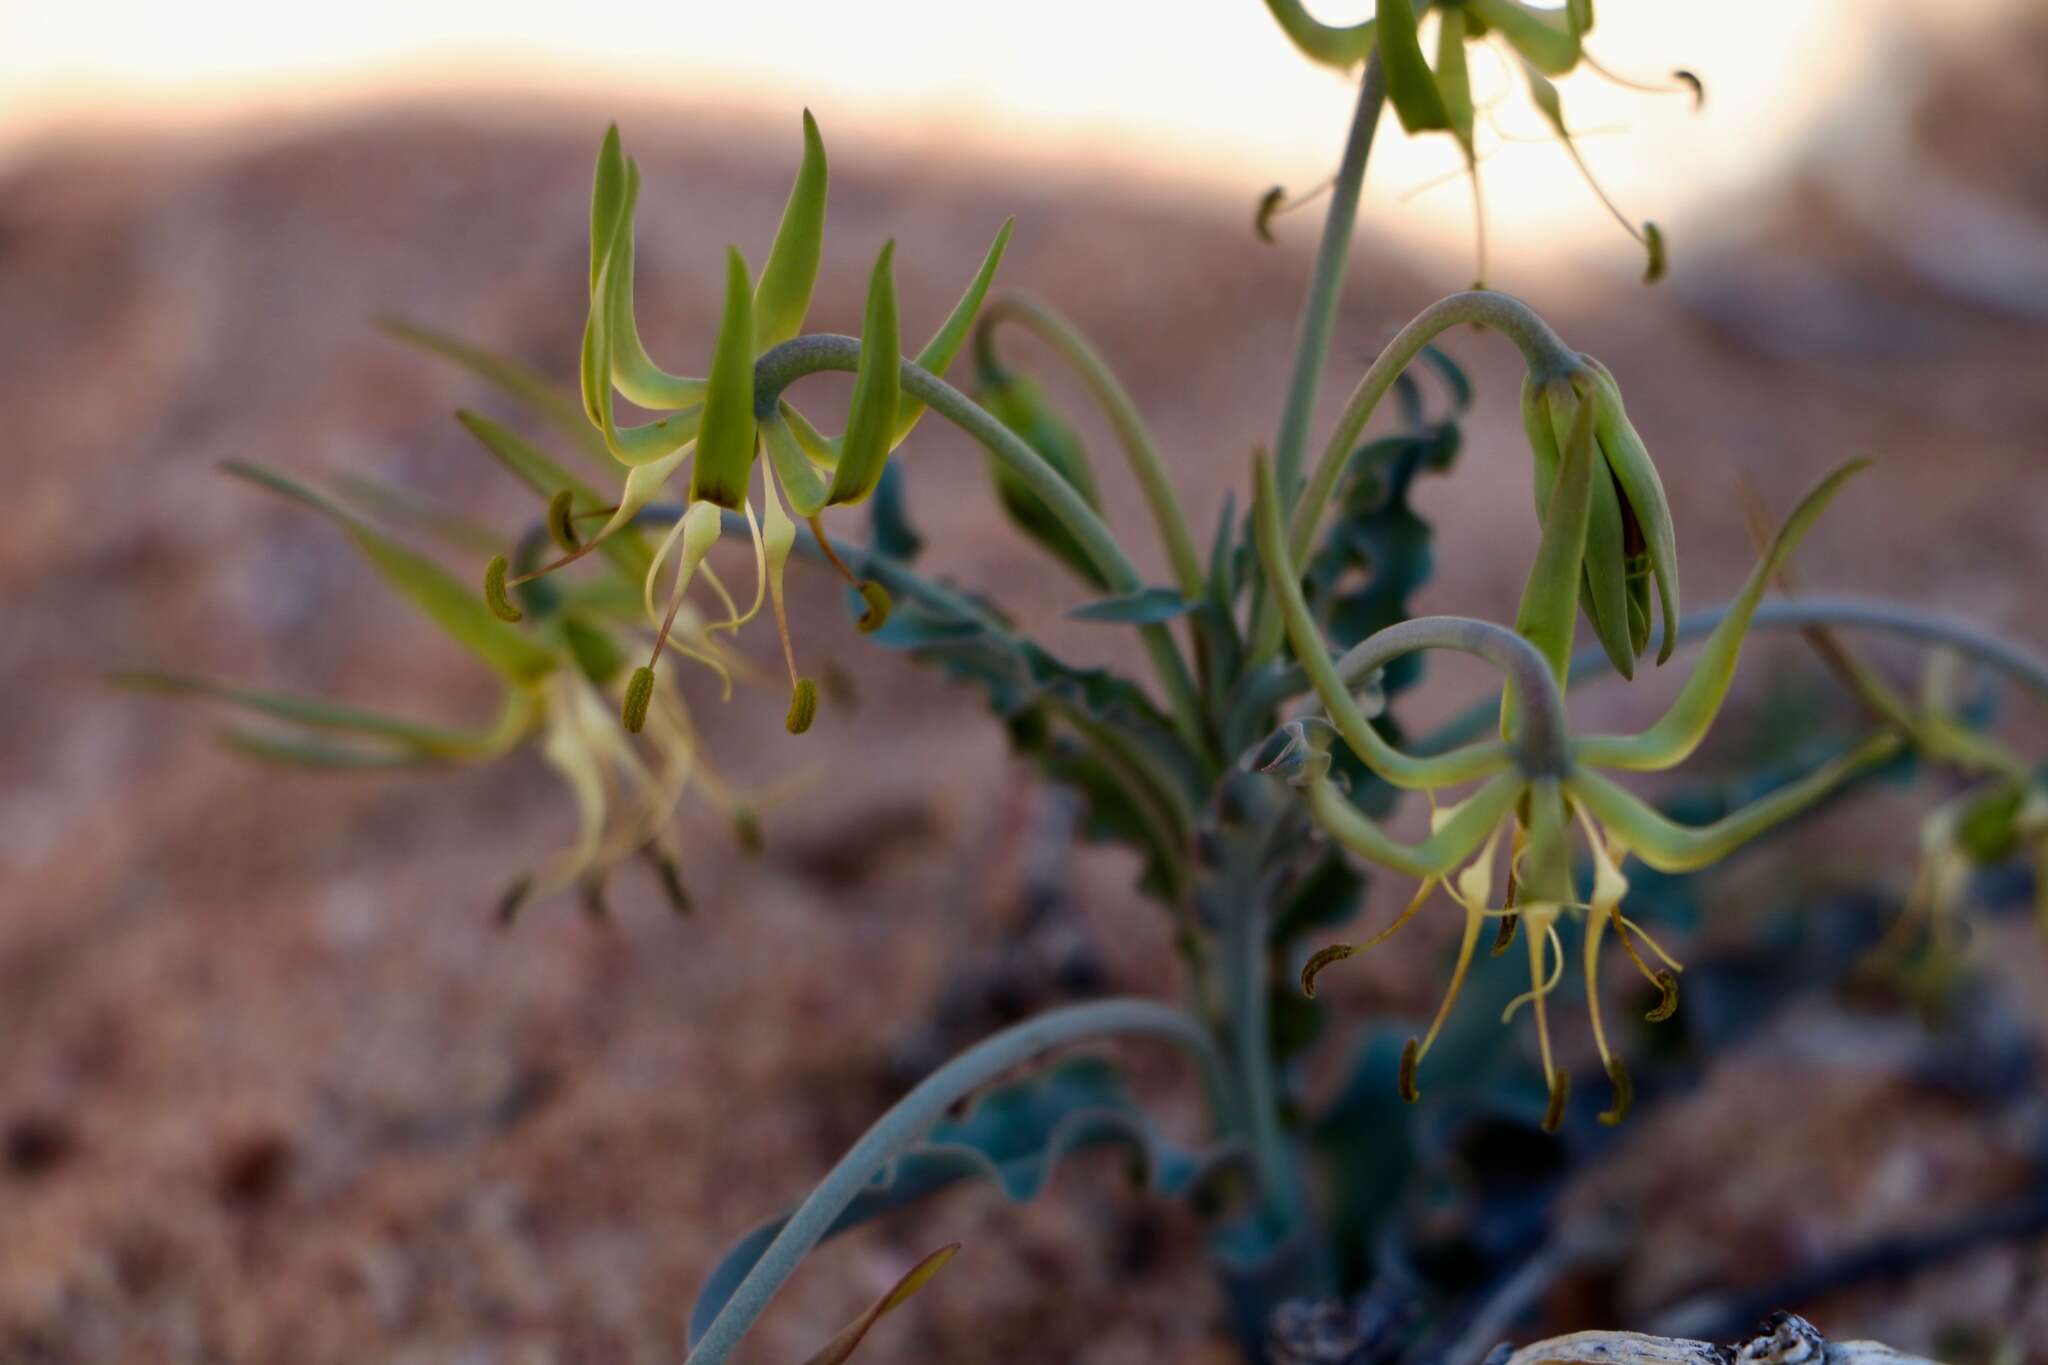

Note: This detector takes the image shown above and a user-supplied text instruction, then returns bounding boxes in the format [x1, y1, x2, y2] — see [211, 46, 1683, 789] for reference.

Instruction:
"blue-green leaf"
[1067, 588, 1201, 626]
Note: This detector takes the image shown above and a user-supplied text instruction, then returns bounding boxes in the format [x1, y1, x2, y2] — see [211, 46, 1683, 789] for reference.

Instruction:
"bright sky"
[0, 0, 2014, 273]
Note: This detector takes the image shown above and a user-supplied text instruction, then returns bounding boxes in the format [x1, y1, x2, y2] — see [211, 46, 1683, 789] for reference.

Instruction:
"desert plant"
[127, 2, 2048, 1360]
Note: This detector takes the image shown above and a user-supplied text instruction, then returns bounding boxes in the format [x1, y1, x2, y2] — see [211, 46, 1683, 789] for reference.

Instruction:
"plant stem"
[1272, 52, 1387, 510]
[684, 998, 1232, 1364]
[1249, 289, 1578, 664]
[754, 334, 1215, 765]
[978, 296, 1206, 596]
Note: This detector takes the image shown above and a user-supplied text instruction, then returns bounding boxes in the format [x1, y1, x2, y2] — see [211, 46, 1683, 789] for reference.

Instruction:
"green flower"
[120, 462, 761, 920]
[494, 119, 1012, 733]
[1260, 0, 1695, 284]
[1258, 434, 1896, 1129]
[1521, 356, 1679, 679]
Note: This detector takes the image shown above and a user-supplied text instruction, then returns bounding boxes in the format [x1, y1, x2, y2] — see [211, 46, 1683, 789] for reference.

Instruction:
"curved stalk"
[1334, 617, 1571, 777]
[1250, 289, 1579, 664]
[684, 999, 1232, 1364]
[1255, 452, 1543, 786]
[977, 295, 1205, 595]
[753, 334, 1213, 765]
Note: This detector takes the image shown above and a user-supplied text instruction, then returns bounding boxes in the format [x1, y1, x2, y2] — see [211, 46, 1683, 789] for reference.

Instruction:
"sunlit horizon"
[0, 0, 2020, 275]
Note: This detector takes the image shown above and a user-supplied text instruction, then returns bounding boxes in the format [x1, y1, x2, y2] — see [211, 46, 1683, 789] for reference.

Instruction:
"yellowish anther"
[546, 490, 581, 553]
[644, 845, 692, 915]
[1301, 876, 1440, 998]
[495, 872, 535, 926]
[733, 807, 764, 857]
[1599, 1054, 1632, 1126]
[484, 554, 522, 623]
[1642, 222, 1666, 284]
[856, 581, 892, 634]
[1646, 970, 1679, 1023]
[786, 678, 819, 735]
[622, 665, 656, 733]
[1541, 1066, 1571, 1133]
[1491, 915, 1520, 956]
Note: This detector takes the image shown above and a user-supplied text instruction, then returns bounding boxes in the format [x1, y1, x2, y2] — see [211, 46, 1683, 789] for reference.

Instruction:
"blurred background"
[4, 0, 2048, 1360]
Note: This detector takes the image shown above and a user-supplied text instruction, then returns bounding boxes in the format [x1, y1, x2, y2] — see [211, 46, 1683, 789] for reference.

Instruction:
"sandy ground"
[3, 12, 2048, 1362]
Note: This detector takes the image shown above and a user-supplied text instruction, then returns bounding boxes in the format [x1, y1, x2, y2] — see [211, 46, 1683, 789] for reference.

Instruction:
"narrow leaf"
[825, 241, 901, 506]
[692, 247, 759, 509]
[892, 218, 1015, 445]
[1067, 588, 1200, 626]
[1377, 0, 1451, 133]
[377, 318, 608, 468]
[800, 1244, 959, 1365]
[222, 461, 558, 685]
[755, 109, 830, 351]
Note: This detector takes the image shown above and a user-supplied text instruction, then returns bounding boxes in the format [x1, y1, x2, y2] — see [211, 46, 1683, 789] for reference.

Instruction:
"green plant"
[127, 3, 2048, 1360]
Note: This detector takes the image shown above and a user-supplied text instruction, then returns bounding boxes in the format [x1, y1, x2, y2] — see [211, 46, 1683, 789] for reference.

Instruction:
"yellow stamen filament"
[1415, 903, 1486, 1065]
[707, 500, 768, 637]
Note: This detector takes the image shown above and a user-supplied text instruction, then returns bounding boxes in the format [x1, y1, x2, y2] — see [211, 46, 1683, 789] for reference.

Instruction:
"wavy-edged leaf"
[222, 461, 559, 685]
[688, 1057, 1247, 1347]
[1067, 588, 1200, 626]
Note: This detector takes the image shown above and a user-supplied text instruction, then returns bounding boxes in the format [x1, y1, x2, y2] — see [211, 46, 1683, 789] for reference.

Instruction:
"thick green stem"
[684, 999, 1231, 1364]
[978, 296, 1205, 596]
[1272, 53, 1387, 509]
[1251, 289, 1579, 664]
[754, 334, 1214, 765]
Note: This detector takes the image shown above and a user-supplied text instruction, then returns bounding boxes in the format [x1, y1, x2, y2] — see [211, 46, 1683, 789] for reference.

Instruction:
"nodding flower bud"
[484, 554, 523, 623]
[621, 665, 655, 733]
[855, 581, 892, 634]
[1521, 358, 1679, 678]
[546, 490, 581, 553]
[786, 677, 818, 735]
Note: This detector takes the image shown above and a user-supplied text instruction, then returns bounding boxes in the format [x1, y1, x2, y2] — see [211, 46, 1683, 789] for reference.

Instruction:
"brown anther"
[1598, 1055, 1633, 1127]
[1490, 913, 1520, 956]
[1398, 1037, 1421, 1104]
[1646, 969, 1679, 1023]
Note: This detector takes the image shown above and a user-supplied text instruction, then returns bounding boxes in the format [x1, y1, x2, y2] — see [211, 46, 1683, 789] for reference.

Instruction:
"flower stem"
[1248, 288, 1579, 665]
[1272, 52, 1387, 510]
